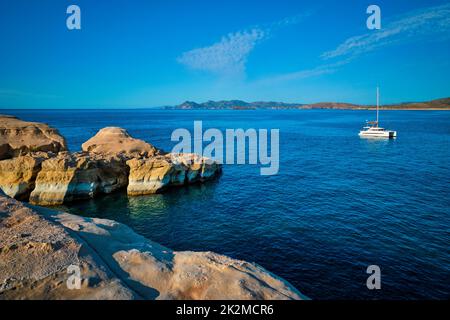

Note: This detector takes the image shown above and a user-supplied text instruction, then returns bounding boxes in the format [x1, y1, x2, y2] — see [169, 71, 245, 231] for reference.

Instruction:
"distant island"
[165, 97, 450, 110]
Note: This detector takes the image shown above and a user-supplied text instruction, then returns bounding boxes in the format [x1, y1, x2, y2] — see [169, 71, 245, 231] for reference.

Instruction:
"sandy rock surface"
[0, 194, 304, 300]
[82, 127, 159, 159]
[0, 153, 50, 200]
[0, 195, 136, 299]
[0, 115, 67, 160]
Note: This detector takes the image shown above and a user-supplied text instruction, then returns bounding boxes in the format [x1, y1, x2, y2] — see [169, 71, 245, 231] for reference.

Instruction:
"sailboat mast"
[376, 86, 379, 126]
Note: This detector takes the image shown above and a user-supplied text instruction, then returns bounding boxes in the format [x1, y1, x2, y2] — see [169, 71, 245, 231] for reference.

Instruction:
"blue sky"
[0, 0, 449, 108]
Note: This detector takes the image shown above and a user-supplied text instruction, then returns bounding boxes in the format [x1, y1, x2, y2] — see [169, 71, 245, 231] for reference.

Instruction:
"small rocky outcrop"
[82, 127, 159, 158]
[127, 153, 221, 195]
[0, 115, 67, 160]
[29, 152, 129, 206]
[0, 194, 304, 300]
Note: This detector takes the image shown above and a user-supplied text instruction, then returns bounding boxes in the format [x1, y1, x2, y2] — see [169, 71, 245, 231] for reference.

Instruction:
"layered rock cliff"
[0, 153, 49, 200]
[0, 116, 221, 205]
[29, 152, 129, 206]
[127, 153, 221, 195]
[0, 194, 304, 300]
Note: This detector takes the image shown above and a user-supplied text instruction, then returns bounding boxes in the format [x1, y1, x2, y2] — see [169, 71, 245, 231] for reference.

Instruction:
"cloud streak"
[178, 3, 450, 87]
[256, 3, 450, 86]
[177, 28, 265, 76]
[252, 58, 353, 86]
[322, 3, 450, 59]
[177, 13, 311, 77]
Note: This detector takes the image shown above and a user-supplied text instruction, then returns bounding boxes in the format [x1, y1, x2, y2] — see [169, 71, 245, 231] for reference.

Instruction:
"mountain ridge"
[165, 97, 450, 110]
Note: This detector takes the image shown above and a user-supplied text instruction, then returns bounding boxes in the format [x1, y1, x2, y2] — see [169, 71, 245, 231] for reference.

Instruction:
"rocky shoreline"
[0, 193, 303, 299]
[0, 116, 221, 205]
[0, 115, 304, 300]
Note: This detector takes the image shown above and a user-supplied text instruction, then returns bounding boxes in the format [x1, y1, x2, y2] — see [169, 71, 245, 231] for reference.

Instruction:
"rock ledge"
[0, 194, 304, 300]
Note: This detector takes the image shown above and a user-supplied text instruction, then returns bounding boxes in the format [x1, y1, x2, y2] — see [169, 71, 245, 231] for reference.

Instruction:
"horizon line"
[0, 95, 449, 110]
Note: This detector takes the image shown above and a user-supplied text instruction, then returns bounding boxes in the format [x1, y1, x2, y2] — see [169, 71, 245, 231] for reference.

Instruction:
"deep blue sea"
[3, 109, 449, 300]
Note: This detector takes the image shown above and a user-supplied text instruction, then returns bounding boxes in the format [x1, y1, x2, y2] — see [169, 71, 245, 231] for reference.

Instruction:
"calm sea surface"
[3, 109, 449, 299]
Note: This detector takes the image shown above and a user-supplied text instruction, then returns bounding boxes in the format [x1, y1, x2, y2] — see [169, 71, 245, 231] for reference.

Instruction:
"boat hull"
[359, 131, 397, 139]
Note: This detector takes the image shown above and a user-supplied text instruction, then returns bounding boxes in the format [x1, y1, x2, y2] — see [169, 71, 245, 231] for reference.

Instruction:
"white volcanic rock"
[126, 153, 221, 196]
[171, 153, 222, 182]
[0, 194, 304, 300]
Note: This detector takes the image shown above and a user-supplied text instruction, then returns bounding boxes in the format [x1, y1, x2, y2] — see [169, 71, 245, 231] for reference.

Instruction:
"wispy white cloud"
[177, 13, 311, 77]
[177, 28, 265, 76]
[178, 3, 450, 87]
[322, 3, 450, 59]
[270, 11, 314, 30]
[254, 3, 450, 86]
[252, 59, 353, 86]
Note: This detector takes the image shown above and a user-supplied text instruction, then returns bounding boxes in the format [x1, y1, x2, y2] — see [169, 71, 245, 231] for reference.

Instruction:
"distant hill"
[166, 97, 450, 110]
[167, 100, 303, 110]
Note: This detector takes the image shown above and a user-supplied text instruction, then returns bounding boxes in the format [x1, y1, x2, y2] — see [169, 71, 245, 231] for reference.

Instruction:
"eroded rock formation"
[29, 152, 129, 206]
[0, 117, 221, 206]
[0, 194, 304, 300]
[82, 127, 159, 158]
[0, 153, 51, 200]
[127, 153, 221, 195]
[0, 115, 67, 160]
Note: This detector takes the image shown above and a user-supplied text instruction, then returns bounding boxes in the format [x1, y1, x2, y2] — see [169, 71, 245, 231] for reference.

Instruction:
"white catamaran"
[359, 87, 397, 139]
